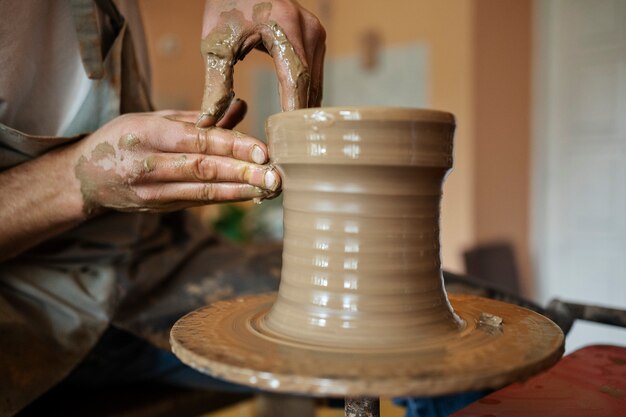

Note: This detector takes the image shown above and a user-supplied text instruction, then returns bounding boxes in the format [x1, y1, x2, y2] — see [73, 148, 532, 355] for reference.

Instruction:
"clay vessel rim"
[267, 106, 455, 124]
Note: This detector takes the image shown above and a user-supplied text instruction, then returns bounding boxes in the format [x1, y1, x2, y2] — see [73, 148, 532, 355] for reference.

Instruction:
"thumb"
[216, 98, 248, 129]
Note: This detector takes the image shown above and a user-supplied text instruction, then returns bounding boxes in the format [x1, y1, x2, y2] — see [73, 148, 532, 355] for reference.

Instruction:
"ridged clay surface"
[171, 107, 564, 396]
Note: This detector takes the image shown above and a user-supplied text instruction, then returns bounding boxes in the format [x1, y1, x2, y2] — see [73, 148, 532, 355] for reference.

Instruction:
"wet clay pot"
[170, 107, 564, 397]
[264, 107, 460, 349]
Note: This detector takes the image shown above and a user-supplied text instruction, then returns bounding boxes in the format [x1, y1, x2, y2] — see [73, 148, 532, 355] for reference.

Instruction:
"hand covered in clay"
[197, 0, 326, 127]
[71, 100, 280, 215]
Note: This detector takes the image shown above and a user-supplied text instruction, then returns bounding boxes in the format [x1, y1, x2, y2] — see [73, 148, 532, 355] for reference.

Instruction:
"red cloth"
[452, 344, 626, 417]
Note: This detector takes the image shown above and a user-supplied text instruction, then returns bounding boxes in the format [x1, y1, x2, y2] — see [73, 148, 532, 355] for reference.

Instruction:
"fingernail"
[264, 170, 279, 191]
[251, 145, 267, 164]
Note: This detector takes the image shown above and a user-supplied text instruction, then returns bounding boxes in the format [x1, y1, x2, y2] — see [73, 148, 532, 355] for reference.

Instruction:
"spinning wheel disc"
[170, 293, 563, 397]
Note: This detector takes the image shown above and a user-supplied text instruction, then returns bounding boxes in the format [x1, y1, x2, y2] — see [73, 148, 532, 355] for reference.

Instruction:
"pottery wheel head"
[170, 293, 563, 397]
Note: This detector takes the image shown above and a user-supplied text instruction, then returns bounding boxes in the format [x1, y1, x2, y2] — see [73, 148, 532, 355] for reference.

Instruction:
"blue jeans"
[63, 326, 250, 392]
[394, 392, 489, 417]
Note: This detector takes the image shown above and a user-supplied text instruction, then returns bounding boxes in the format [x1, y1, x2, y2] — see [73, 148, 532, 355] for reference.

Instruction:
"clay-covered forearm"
[0, 144, 86, 262]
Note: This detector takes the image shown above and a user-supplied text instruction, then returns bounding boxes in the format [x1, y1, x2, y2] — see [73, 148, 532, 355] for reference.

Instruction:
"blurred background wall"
[137, 0, 626, 349]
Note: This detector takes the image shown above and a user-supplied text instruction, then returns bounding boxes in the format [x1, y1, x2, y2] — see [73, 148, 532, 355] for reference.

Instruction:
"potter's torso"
[0, 2, 205, 414]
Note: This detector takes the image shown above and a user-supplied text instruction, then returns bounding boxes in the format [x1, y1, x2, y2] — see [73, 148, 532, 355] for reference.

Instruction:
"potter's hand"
[197, 0, 326, 127]
[71, 100, 280, 215]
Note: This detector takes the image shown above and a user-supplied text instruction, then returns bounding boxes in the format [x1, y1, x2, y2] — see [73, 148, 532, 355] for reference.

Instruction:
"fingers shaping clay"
[171, 107, 564, 397]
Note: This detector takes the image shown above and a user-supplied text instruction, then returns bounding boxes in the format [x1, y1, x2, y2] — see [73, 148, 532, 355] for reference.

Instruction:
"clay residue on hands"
[75, 129, 278, 214]
[260, 21, 310, 111]
[75, 136, 158, 215]
[198, 11, 241, 126]
[142, 155, 157, 173]
[119, 133, 141, 150]
[174, 154, 188, 169]
[74, 141, 142, 216]
[90, 142, 116, 163]
[198, 2, 310, 127]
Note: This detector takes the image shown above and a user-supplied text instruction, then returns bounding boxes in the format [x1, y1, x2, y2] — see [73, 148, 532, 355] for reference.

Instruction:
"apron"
[0, 1, 215, 415]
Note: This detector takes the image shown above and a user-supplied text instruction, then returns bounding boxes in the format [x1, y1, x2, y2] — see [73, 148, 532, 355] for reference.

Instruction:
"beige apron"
[0, 1, 214, 415]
